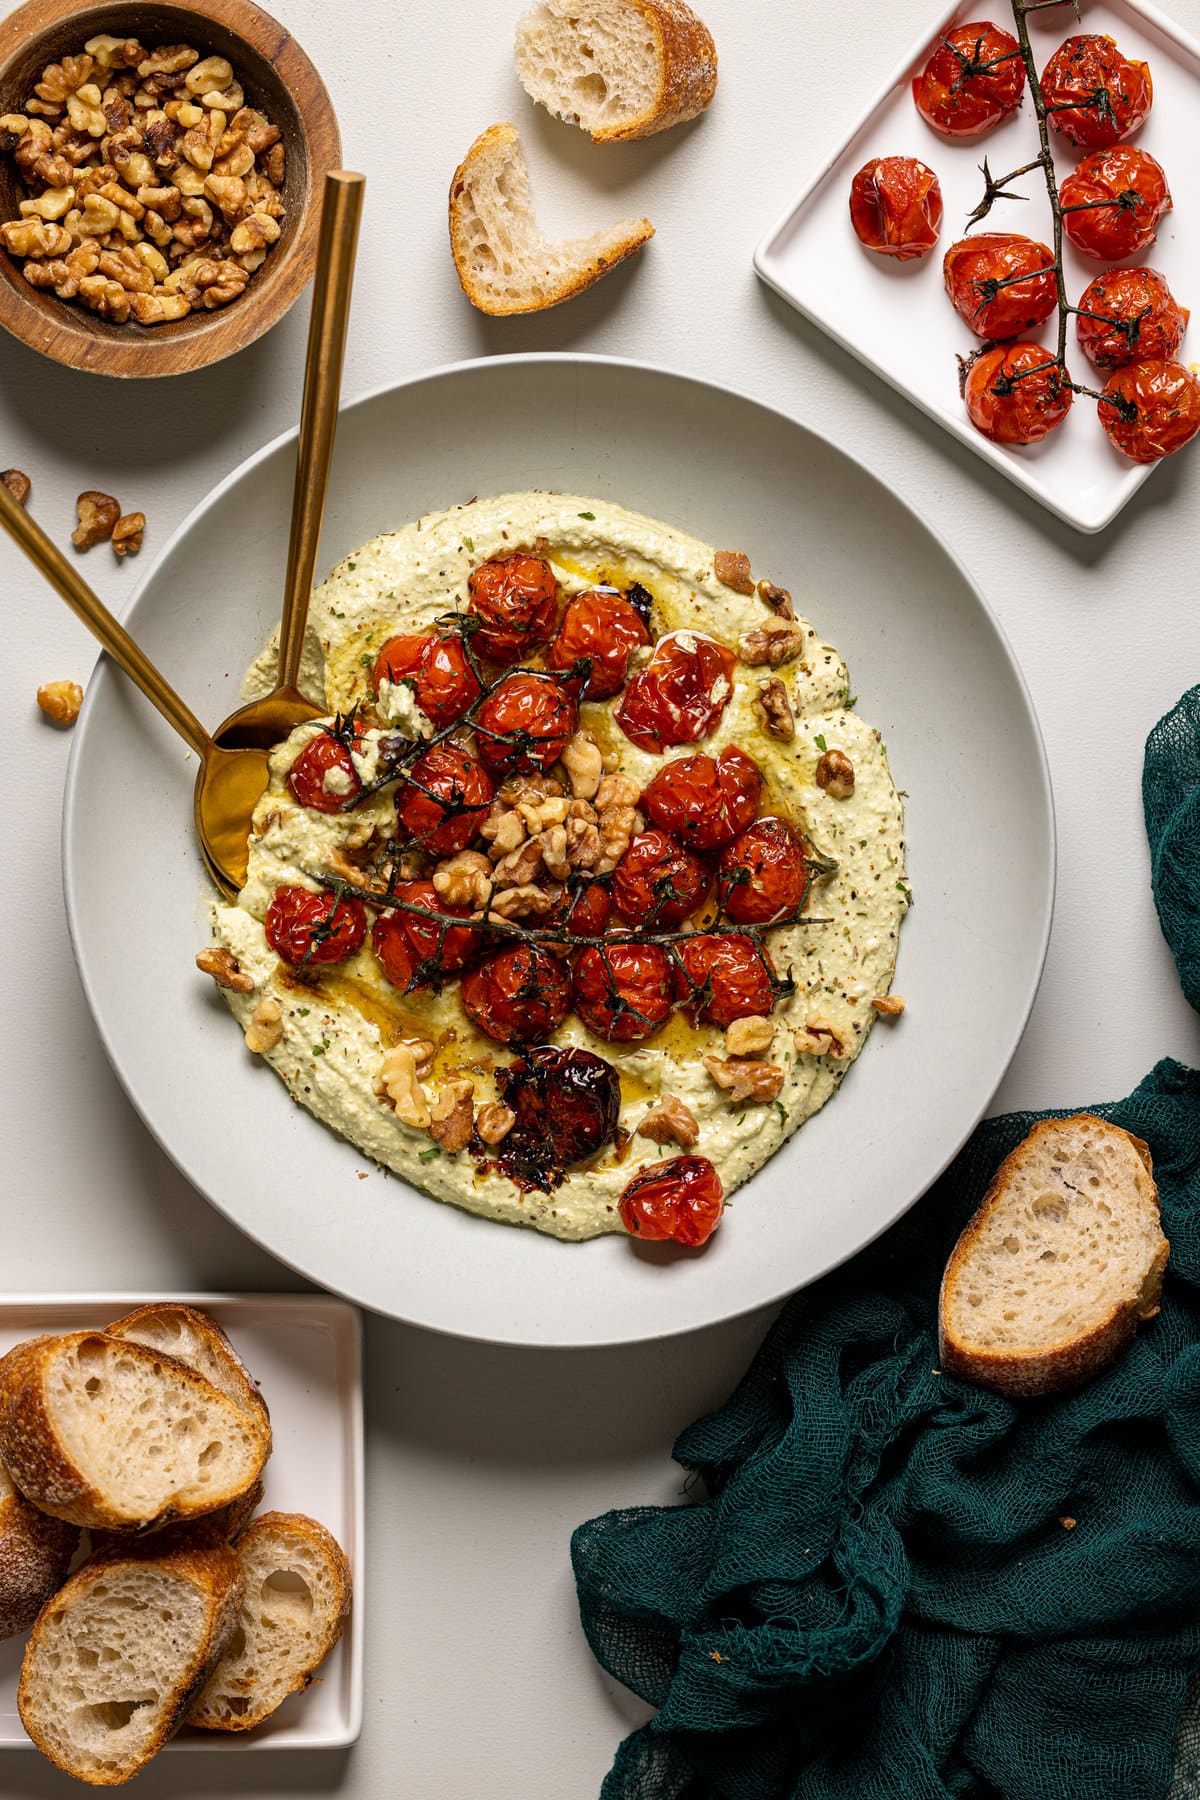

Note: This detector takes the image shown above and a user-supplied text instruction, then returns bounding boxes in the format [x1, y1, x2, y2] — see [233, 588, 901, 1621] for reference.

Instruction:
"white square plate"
[0, 1293, 363, 1752]
[754, 0, 1200, 531]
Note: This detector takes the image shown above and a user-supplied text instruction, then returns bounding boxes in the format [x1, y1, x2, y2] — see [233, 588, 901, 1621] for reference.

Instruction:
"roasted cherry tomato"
[548, 882, 612, 940]
[395, 742, 494, 856]
[618, 1156, 724, 1247]
[1076, 268, 1189, 369]
[1040, 34, 1152, 148]
[1098, 360, 1200, 463]
[460, 943, 571, 1043]
[473, 672, 577, 776]
[370, 631, 481, 728]
[962, 343, 1073, 445]
[639, 747, 762, 852]
[494, 1046, 622, 1191]
[545, 588, 649, 700]
[848, 156, 943, 260]
[286, 725, 362, 814]
[265, 885, 366, 968]
[611, 830, 710, 929]
[1059, 146, 1171, 261]
[615, 633, 737, 754]
[673, 932, 780, 1028]
[572, 943, 675, 1043]
[372, 880, 481, 992]
[718, 818, 808, 925]
[942, 234, 1058, 340]
[466, 554, 559, 663]
[912, 22, 1026, 137]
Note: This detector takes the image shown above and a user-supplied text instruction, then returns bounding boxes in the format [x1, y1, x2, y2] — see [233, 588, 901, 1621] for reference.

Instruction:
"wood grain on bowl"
[0, 0, 340, 376]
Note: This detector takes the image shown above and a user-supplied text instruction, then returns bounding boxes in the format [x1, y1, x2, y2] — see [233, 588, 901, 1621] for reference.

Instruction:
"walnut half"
[737, 619, 806, 668]
[703, 1056, 785, 1104]
[429, 1078, 475, 1152]
[195, 945, 254, 993]
[872, 994, 906, 1018]
[36, 678, 83, 725]
[815, 748, 855, 800]
[754, 677, 794, 743]
[71, 489, 119, 549]
[2, 468, 31, 506]
[111, 510, 145, 555]
[636, 1096, 699, 1148]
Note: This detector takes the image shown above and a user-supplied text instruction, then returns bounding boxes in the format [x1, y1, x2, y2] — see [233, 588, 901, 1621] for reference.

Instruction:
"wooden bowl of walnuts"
[0, 0, 340, 376]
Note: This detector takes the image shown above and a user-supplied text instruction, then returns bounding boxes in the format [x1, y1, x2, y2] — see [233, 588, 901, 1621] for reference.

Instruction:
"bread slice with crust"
[0, 1333, 270, 1532]
[939, 1115, 1168, 1399]
[515, 0, 718, 141]
[189, 1512, 351, 1731]
[0, 1456, 78, 1641]
[105, 1306, 270, 1437]
[449, 122, 653, 315]
[18, 1540, 243, 1785]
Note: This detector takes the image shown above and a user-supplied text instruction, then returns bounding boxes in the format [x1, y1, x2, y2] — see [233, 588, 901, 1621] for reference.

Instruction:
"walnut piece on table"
[36, 679, 83, 725]
[71, 489, 120, 549]
[1, 468, 30, 506]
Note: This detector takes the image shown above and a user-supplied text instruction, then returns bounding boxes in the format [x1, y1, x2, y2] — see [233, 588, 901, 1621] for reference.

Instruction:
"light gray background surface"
[3, 0, 1199, 1793]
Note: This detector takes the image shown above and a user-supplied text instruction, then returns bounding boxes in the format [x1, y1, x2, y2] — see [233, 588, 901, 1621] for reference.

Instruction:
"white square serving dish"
[0, 1293, 363, 1753]
[754, 0, 1200, 531]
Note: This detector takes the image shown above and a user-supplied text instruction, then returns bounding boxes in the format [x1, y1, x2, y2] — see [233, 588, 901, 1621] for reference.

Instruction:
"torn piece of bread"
[189, 1512, 351, 1731]
[515, 0, 717, 141]
[449, 122, 654, 315]
[939, 1115, 1168, 1399]
[18, 1541, 243, 1785]
[105, 1305, 270, 1438]
[0, 1457, 78, 1641]
[0, 1333, 271, 1532]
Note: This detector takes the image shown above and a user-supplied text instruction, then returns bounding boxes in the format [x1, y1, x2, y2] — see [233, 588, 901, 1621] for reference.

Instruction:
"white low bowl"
[62, 354, 1054, 1349]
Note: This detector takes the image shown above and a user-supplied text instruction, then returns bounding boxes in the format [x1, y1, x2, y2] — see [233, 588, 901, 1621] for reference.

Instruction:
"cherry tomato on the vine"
[618, 1156, 724, 1247]
[545, 588, 649, 700]
[372, 880, 481, 993]
[639, 747, 762, 852]
[1098, 360, 1200, 463]
[615, 632, 737, 754]
[961, 343, 1073, 446]
[395, 742, 494, 856]
[265, 885, 367, 968]
[718, 818, 808, 925]
[942, 234, 1058, 341]
[286, 726, 363, 814]
[1075, 268, 1189, 369]
[474, 672, 578, 775]
[494, 1046, 621, 1190]
[547, 882, 612, 941]
[1040, 34, 1152, 149]
[611, 830, 710, 929]
[572, 943, 675, 1044]
[1059, 145, 1171, 261]
[849, 157, 943, 261]
[370, 631, 481, 728]
[672, 933, 781, 1029]
[912, 22, 1026, 137]
[466, 554, 559, 663]
[460, 944, 571, 1043]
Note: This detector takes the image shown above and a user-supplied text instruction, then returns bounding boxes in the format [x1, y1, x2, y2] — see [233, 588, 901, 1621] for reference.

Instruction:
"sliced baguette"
[189, 1512, 351, 1731]
[939, 1115, 1168, 1398]
[0, 1333, 270, 1532]
[449, 121, 653, 315]
[0, 1456, 78, 1641]
[515, 0, 717, 141]
[18, 1540, 243, 1785]
[105, 1306, 270, 1437]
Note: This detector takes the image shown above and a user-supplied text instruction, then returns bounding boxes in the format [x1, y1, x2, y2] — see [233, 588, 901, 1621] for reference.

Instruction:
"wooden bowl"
[0, 0, 341, 376]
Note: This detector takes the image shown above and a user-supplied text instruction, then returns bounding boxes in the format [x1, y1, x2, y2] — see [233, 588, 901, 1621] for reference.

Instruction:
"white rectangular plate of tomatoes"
[754, 0, 1200, 532]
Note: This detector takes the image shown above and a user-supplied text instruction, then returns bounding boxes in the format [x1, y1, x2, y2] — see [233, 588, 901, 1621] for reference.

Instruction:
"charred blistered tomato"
[474, 672, 578, 775]
[395, 742, 494, 855]
[493, 1045, 622, 1190]
[962, 343, 1073, 445]
[611, 830, 710, 929]
[618, 1156, 724, 1247]
[548, 882, 612, 940]
[265, 885, 366, 968]
[849, 156, 943, 260]
[460, 943, 571, 1043]
[466, 553, 559, 662]
[615, 633, 738, 754]
[1060, 146, 1171, 261]
[572, 943, 675, 1043]
[287, 722, 363, 815]
[673, 932, 781, 1028]
[372, 881, 481, 992]
[370, 630, 481, 727]
[1040, 35, 1152, 149]
[545, 588, 649, 700]
[1076, 268, 1189, 369]
[718, 818, 808, 925]
[942, 234, 1058, 341]
[1098, 359, 1200, 462]
[640, 747, 762, 852]
[912, 22, 1025, 136]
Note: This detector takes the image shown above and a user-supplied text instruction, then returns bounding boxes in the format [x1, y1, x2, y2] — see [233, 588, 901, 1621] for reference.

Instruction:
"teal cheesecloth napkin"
[570, 685, 1200, 1800]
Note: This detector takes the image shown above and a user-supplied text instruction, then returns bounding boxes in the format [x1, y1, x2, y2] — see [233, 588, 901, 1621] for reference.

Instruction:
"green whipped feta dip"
[208, 493, 908, 1241]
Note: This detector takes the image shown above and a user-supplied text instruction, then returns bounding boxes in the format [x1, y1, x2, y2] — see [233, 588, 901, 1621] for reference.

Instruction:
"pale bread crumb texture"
[0, 1464, 78, 1642]
[940, 1116, 1167, 1398]
[515, 0, 717, 141]
[105, 1305, 269, 1434]
[449, 122, 653, 315]
[189, 1512, 351, 1731]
